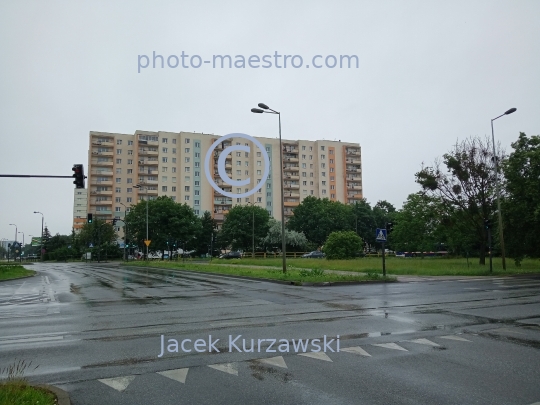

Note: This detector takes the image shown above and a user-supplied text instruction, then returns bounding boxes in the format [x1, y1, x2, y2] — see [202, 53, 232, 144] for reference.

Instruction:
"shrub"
[323, 231, 362, 260]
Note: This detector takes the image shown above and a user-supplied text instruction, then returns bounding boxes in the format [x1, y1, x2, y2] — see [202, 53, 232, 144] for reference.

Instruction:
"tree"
[77, 219, 118, 259]
[502, 132, 540, 258]
[351, 199, 377, 246]
[287, 197, 354, 246]
[125, 196, 201, 256]
[416, 136, 500, 264]
[391, 193, 443, 254]
[373, 200, 397, 228]
[323, 231, 362, 260]
[220, 205, 270, 251]
[263, 219, 309, 251]
[195, 211, 218, 256]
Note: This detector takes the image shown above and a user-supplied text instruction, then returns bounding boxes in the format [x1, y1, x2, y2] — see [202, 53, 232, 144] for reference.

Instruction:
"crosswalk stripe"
[341, 346, 371, 357]
[371, 343, 408, 351]
[258, 356, 288, 369]
[439, 335, 471, 342]
[98, 376, 136, 392]
[157, 368, 189, 384]
[406, 338, 440, 347]
[208, 362, 238, 376]
[298, 352, 333, 362]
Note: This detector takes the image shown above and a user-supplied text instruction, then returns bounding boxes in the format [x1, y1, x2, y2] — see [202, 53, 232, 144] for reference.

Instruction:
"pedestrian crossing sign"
[375, 228, 387, 242]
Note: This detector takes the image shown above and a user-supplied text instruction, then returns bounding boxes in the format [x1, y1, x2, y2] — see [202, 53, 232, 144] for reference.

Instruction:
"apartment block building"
[73, 189, 88, 232]
[84, 130, 362, 231]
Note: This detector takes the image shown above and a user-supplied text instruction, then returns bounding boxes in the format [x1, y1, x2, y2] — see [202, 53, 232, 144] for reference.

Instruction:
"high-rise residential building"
[85, 130, 362, 231]
[72, 189, 88, 232]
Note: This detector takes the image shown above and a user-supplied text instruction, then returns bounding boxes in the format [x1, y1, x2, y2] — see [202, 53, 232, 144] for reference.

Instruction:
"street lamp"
[134, 184, 149, 260]
[251, 103, 287, 273]
[491, 107, 516, 271]
[33, 212, 44, 261]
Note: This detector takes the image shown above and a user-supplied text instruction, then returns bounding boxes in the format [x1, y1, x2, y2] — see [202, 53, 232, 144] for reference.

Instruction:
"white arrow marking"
[157, 368, 189, 384]
[98, 376, 136, 392]
[406, 338, 440, 347]
[258, 356, 288, 369]
[208, 363, 238, 376]
[340, 346, 371, 357]
[439, 335, 471, 342]
[298, 352, 333, 362]
[372, 343, 408, 351]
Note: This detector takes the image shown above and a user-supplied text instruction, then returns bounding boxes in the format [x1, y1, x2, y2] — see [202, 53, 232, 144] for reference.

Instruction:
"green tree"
[502, 132, 540, 258]
[287, 196, 354, 246]
[416, 136, 499, 264]
[220, 205, 270, 251]
[195, 211, 218, 256]
[77, 219, 118, 259]
[263, 219, 309, 251]
[125, 196, 201, 256]
[323, 231, 363, 260]
[351, 199, 377, 246]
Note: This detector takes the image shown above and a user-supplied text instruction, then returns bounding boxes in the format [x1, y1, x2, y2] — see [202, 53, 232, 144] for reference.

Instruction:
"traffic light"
[484, 219, 491, 229]
[386, 222, 394, 234]
[87, 213, 93, 224]
[72, 164, 85, 189]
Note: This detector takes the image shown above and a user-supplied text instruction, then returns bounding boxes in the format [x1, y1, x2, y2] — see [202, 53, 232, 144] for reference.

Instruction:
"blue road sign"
[88, 243, 94, 248]
[375, 228, 387, 242]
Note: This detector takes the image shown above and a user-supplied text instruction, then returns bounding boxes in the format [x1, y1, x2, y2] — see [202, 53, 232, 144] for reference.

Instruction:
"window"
[257, 197, 262, 202]
[257, 152, 261, 157]
[302, 172, 307, 177]
[245, 152, 249, 158]
[310, 181, 314, 186]
[330, 176, 335, 181]
[194, 200, 200, 205]
[321, 172, 326, 177]
[127, 159, 133, 165]
[172, 177, 176, 183]
[185, 138, 190, 144]
[322, 181, 326, 186]
[236, 161, 241, 166]
[127, 197, 132, 202]
[128, 150, 133, 155]
[185, 157, 190, 163]
[237, 198, 241, 203]
[128, 140, 133, 146]
[163, 147, 168, 153]
[116, 159, 122, 164]
[127, 188, 133, 193]
[321, 146, 325, 151]
[310, 164, 314, 169]
[257, 161, 261, 166]
[236, 170, 241, 175]
[309, 155, 312, 160]
[162, 186, 167, 192]
[267, 183, 271, 189]
[302, 154, 306, 159]
[194, 190, 200, 195]
[236, 188, 241, 193]
[257, 170, 261, 175]
[330, 167, 334, 172]
[116, 168, 122, 174]
[309, 146, 313, 151]
[303, 190, 307, 195]
[116, 149, 122, 154]
[127, 169, 133, 174]
[172, 186, 176, 192]
[245, 170, 249, 175]
[310, 190, 314, 195]
[172, 167, 176, 173]
[185, 148, 190, 153]
[162, 157, 168, 163]
[162, 138, 168, 143]
[310, 172, 314, 177]
[115, 207, 121, 212]
[185, 195, 190, 201]
[172, 148, 176, 154]
[195, 142, 200, 147]
[172, 139, 176, 144]
[322, 189, 327, 195]
[194, 180, 200, 186]
[185, 167, 190, 172]
[302, 181, 307, 185]
[195, 171, 200, 177]
[330, 185, 335, 190]
[162, 176, 168, 182]
[329, 149, 334, 155]
[266, 146, 271, 152]
[115, 187, 121, 192]
[116, 140, 122, 145]
[302, 146, 306, 150]
[116, 178, 121, 183]
[236, 152, 241, 157]
[330, 159, 334, 164]
[321, 163, 326, 168]
[162, 167, 168, 172]
[302, 163, 306, 168]
[115, 197, 121, 202]
[321, 154, 325, 159]
[127, 178, 133, 184]
[185, 186, 190, 192]
[267, 201, 272, 206]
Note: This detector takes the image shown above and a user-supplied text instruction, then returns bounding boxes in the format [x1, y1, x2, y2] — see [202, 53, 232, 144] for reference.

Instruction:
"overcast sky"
[1, 0, 539, 242]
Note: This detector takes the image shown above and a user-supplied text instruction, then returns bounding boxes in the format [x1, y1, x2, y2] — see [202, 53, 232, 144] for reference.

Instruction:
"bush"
[323, 231, 362, 260]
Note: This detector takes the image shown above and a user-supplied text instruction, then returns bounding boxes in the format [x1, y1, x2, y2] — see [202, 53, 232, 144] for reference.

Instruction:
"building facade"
[85, 130, 362, 231]
[72, 189, 88, 232]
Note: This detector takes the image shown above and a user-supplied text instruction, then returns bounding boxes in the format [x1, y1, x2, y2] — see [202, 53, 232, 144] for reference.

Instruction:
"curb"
[0, 272, 38, 283]
[36, 384, 71, 405]
[123, 264, 397, 286]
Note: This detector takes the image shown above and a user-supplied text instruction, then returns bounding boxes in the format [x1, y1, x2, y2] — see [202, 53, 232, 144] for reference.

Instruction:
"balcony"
[213, 213, 224, 221]
[138, 159, 159, 166]
[139, 149, 158, 156]
[346, 167, 361, 173]
[347, 185, 362, 190]
[284, 175, 300, 181]
[284, 201, 300, 207]
[138, 136, 158, 146]
[284, 157, 299, 163]
[91, 180, 112, 186]
[284, 183, 300, 189]
[92, 160, 113, 167]
[215, 199, 233, 205]
[139, 180, 158, 186]
[92, 170, 113, 176]
[90, 190, 112, 196]
[91, 138, 114, 145]
[91, 200, 112, 205]
[283, 165, 299, 171]
[347, 176, 362, 181]
[346, 149, 360, 156]
[94, 210, 113, 216]
[285, 192, 300, 198]
[92, 150, 113, 156]
[214, 189, 232, 196]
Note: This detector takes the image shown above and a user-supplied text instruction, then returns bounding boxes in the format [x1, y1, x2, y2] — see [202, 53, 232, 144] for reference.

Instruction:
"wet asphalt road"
[1, 262, 540, 405]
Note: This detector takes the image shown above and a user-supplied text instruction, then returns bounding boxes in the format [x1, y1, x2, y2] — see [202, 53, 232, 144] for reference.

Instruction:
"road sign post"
[376, 228, 387, 277]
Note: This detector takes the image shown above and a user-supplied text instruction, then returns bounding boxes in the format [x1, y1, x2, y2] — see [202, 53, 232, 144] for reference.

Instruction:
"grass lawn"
[0, 381, 56, 405]
[125, 261, 396, 284]
[206, 256, 540, 276]
[0, 264, 35, 281]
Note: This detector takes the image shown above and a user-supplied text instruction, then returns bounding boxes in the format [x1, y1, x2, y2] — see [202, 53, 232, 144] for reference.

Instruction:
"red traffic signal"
[72, 164, 85, 189]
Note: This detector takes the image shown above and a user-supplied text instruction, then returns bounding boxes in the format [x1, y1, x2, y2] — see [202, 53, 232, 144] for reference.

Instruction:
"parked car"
[219, 251, 242, 259]
[301, 251, 325, 259]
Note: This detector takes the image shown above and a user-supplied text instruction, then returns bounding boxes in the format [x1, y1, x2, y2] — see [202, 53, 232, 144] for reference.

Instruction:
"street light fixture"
[251, 103, 287, 273]
[491, 107, 517, 271]
[134, 184, 149, 260]
[33, 212, 44, 261]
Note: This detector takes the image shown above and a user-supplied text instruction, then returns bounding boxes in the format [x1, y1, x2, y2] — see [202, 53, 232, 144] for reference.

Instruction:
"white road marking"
[98, 376, 136, 392]
[406, 338, 440, 347]
[340, 346, 371, 357]
[298, 352, 333, 362]
[439, 335, 471, 342]
[157, 368, 189, 384]
[258, 356, 288, 369]
[371, 343, 408, 351]
[0, 336, 64, 346]
[208, 363, 238, 376]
